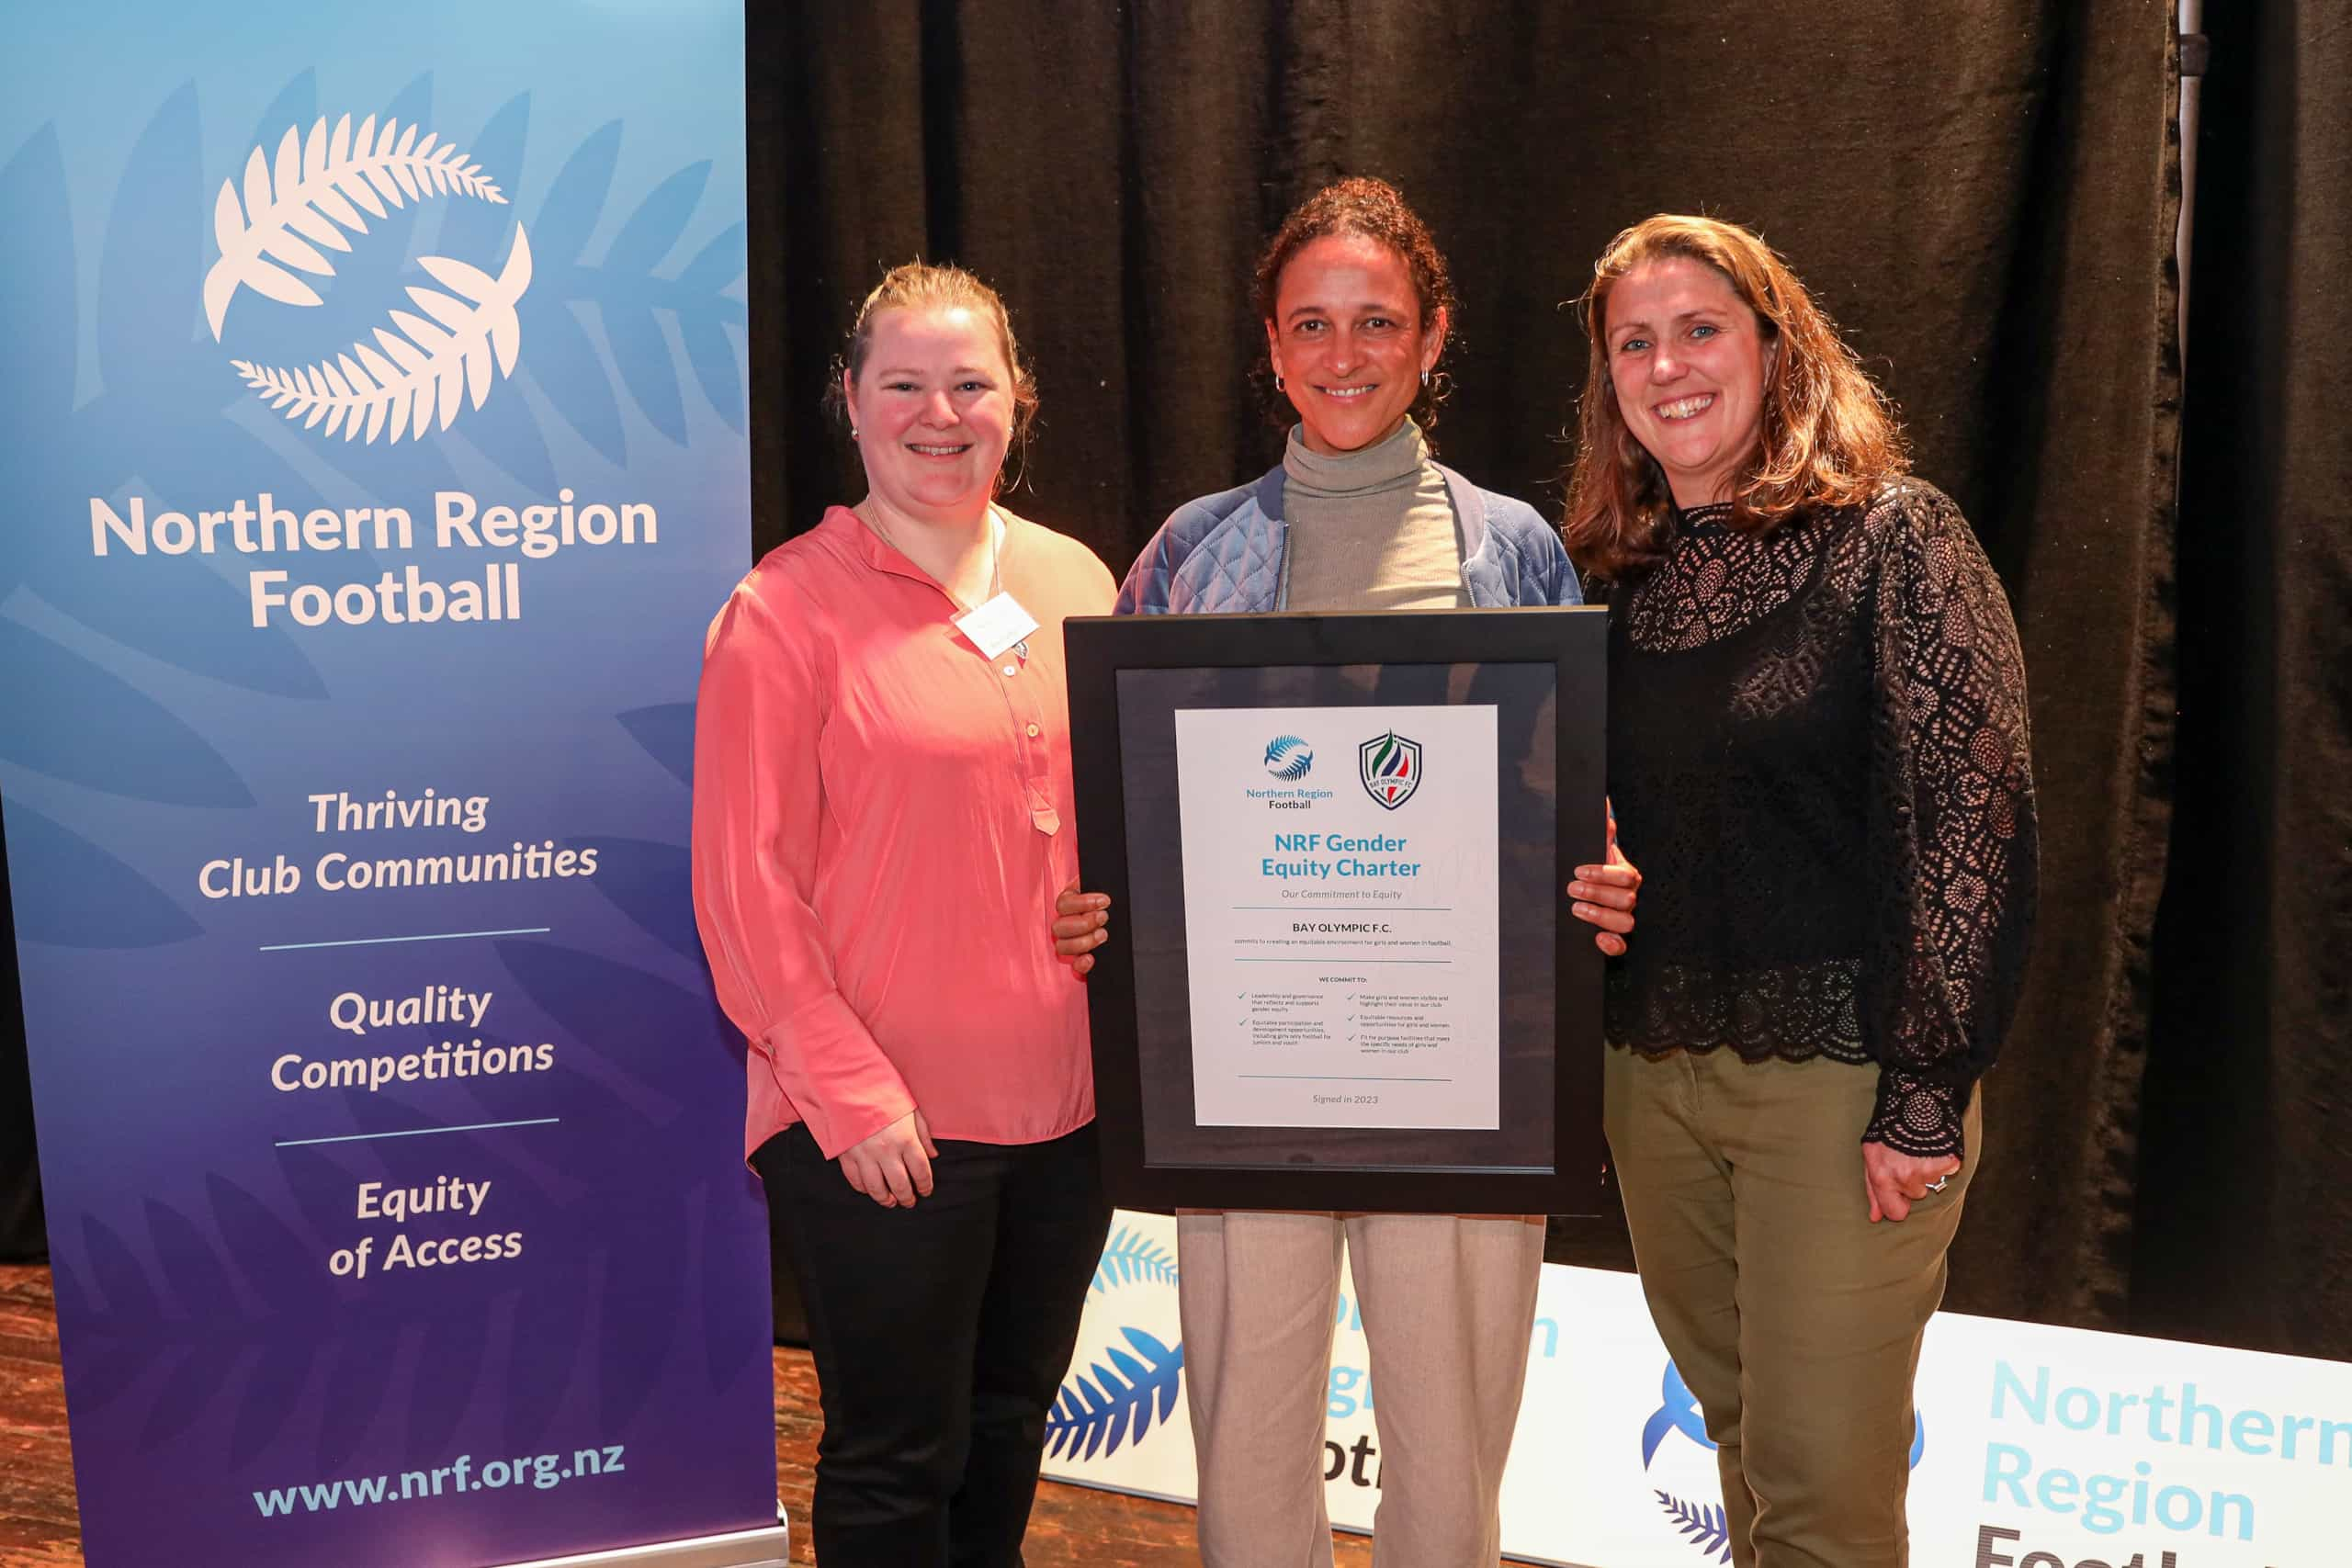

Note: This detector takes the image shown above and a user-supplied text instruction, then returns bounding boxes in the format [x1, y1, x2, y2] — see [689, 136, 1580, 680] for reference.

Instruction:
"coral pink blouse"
[692, 506, 1114, 1160]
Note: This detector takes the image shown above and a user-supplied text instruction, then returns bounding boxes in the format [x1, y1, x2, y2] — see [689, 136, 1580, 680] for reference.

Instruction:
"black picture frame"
[1067, 608, 1608, 1215]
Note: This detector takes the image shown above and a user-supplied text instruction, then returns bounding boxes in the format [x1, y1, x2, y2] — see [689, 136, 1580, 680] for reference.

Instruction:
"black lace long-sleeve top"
[1602, 479, 2038, 1158]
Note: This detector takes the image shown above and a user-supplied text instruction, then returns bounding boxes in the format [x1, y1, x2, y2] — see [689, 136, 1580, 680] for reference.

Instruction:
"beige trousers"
[1605, 1048, 1979, 1568]
[1176, 1210, 1547, 1568]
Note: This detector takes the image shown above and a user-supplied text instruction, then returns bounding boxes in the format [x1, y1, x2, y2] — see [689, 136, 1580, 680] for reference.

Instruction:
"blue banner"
[0, 4, 776, 1563]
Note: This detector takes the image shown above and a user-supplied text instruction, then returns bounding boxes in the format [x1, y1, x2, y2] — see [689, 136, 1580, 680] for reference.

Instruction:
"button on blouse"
[691, 506, 1116, 1159]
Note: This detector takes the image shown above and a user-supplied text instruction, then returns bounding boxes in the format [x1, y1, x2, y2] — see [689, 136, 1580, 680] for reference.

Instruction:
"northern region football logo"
[204, 115, 529, 445]
[1263, 735, 1315, 781]
[1640, 1359, 1927, 1562]
[1046, 1224, 1184, 1464]
[1358, 730, 1421, 809]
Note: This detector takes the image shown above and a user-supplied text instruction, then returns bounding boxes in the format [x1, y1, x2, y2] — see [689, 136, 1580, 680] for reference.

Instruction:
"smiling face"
[1604, 254, 1773, 508]
[1266, 233, 1447, 457]
[842, 305, 1015, 525]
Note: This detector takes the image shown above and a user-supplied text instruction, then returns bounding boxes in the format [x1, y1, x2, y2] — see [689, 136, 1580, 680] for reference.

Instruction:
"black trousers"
[753, 1121, 1111, 1568]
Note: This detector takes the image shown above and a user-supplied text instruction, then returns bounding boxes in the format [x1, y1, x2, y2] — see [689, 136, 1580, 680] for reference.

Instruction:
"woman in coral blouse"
[691, 261, 1114, 1568]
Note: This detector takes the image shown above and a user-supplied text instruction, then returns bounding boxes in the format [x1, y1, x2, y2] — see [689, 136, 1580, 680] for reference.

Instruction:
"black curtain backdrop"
[0, 813, 42, 1263]
[743, 0, 2188, 1337]
[6, 3, 2346, 1365]
[2139, 2, 2352, 1359]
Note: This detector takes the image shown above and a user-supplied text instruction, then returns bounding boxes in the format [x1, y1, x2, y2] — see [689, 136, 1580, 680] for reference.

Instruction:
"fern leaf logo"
[1262, 734, 1315, 782]
[203, 115, 506, 339]
[1654, 1491, 1734, 1563]
[1090, 1224, 1179, 1295]
[230, 228, 531, 444]
[1049, 1225, 1184, 1463]
[1045, 1327, 1184, 1462]
[203, 114, 526, 443]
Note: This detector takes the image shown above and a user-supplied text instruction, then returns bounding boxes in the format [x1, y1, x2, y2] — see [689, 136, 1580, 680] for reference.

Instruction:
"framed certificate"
[1066, 608, 1609, 1215]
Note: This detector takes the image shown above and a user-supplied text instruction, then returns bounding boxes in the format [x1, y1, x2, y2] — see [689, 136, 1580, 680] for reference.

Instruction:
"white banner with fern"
[1045, 1211, 2352, 1567]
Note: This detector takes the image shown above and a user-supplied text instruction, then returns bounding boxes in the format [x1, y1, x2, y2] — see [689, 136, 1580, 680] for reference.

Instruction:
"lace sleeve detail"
[1862, 484, 2039, 1158]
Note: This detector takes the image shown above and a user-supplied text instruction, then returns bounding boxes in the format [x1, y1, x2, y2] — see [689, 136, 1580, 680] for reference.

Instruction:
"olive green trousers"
[1605, 1047, 1980, 1568]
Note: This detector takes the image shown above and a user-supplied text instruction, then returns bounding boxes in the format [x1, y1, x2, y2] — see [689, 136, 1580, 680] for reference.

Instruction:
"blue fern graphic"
[0, 803, 198, 948]
[0, 622, 254, 809]
[49, 989, 752, 1471]
[2, 96, 325, 702]
[2, 96, 335, 953]
[579, 834, 704, 963]
[10, 62, 761, 1480]
[1045, 1327, 1183, 1461]
[523, 119, 747, 463]
[51, 876, 755, 1465]
[53, 1063, 571, 1467]
[491, 936, 767, 1416]
[1, 74, 751, 955]
[1655, 1490, 1734, 1563]
[1090, 1224, 1179, 1294]
[618, 702, 696, 787]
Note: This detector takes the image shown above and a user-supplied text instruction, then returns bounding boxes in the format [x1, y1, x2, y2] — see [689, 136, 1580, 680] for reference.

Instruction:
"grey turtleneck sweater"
[1280, 419, 1469, 612]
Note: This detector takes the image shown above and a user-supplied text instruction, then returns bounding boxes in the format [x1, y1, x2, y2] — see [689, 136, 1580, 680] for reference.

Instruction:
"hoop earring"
[1420, 368, 1430, 388]
[1273, 374, 1285, 392]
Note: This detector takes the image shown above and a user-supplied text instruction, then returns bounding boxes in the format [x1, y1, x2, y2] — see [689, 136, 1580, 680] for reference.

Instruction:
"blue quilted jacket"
[1114, 461, 1582, 614]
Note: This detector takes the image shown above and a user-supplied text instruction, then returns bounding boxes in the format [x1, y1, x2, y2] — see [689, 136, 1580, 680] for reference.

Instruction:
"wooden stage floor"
[0, 1264, 1436, 1566]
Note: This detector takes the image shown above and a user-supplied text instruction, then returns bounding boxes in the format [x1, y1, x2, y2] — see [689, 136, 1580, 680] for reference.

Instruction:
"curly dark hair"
[1253, 176, 1460, 434]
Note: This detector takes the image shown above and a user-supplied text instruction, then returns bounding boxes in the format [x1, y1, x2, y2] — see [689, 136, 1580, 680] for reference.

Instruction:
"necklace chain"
[856, 502, 1003, 612]
[856, 502, 1026, 660]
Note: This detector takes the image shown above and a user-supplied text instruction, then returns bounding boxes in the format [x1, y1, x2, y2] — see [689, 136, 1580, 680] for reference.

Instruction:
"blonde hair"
[828, 261, 1039, 479]
[1564, 215, 1907, 581]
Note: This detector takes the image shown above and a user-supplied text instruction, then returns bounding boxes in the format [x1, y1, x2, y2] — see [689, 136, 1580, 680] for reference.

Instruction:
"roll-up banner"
[0, 5, 784, 1564]
[1049, 1213, 2352, 1568]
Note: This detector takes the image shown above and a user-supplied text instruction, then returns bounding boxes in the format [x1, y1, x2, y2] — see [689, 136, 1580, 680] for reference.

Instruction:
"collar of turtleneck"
[1283, 418, 1429, 498]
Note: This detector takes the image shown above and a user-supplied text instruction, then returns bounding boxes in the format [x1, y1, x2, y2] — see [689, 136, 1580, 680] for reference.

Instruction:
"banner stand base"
[495, 1517, 790, 1568]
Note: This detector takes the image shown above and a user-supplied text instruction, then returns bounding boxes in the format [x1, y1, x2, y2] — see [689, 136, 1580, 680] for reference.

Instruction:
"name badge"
[955, 592, 1040, 660]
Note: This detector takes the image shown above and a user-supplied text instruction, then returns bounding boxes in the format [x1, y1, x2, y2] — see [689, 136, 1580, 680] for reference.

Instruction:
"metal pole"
[2177, 0, 2204, 382]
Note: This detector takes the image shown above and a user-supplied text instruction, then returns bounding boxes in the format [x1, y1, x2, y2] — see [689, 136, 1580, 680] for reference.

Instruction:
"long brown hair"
[1254, 176, 1460, 435]
[1563, 215, 1906, 581]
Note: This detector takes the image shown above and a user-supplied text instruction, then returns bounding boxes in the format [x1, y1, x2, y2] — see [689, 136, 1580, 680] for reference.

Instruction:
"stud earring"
[850, 426, 860, 439]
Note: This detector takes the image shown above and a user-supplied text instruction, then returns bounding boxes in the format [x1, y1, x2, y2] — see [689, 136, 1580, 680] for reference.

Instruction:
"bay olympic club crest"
[1358, 730, 1421, 810]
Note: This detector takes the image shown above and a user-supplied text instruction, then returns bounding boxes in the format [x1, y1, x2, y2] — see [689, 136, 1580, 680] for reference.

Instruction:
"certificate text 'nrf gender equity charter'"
[1172, 705, 1500, 1131]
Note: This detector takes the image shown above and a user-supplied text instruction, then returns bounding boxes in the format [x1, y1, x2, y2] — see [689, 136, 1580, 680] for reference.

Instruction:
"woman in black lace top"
[1565, 215, 2036, 1568]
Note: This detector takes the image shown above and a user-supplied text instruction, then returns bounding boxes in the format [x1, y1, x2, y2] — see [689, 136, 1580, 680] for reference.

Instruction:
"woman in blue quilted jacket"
[1053, 175, 1639, 1568]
